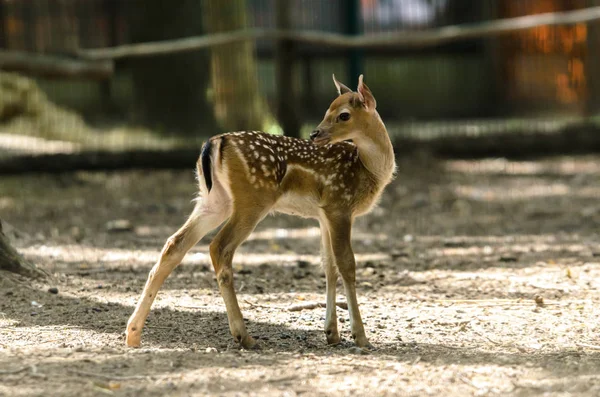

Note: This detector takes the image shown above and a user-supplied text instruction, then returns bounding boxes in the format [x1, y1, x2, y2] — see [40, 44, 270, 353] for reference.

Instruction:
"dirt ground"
[2, 153, 600, 396]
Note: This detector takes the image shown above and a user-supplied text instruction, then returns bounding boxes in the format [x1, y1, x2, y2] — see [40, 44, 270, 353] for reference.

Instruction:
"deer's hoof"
[125, 325, 141, 347]
[326, 329, 341, 345]
[354, 336, 375, 350]
[240, 335, 259, 350]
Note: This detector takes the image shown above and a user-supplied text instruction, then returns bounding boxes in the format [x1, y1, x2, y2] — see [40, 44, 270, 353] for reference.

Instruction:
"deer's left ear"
[357, 74, 376, 110]
[333, 74, 352, 96]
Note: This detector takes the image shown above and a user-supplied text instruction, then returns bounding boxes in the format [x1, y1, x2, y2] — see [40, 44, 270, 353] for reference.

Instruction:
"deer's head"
[310, 74, 377, 146]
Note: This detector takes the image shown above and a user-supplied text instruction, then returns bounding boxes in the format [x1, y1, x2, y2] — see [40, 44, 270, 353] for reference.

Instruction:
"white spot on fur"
[261, 164, 271, 176]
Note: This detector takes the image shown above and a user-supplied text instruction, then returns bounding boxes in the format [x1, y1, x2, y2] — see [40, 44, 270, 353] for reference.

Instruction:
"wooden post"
[100, 0, 119, 114]
[0, 0, 6, 49]
[302, 55, 316, 115]
[346, 0, 362, 83]
[22, 1, 35, 51]
[482, 0, 504, 116]
[275, 0, 300, 138]
[586, 0, 600, 117]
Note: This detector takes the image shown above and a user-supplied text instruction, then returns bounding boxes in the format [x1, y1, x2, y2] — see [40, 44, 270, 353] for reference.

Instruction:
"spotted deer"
[126, 74, 396, 349]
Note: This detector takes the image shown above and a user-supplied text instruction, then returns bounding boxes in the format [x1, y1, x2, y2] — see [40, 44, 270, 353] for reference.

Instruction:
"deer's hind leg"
[126, 186, 231, 347]
[209, 199, 273, 349]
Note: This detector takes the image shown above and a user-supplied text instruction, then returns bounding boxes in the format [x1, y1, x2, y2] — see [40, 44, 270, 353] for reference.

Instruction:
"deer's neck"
[353, 115, 395, 185]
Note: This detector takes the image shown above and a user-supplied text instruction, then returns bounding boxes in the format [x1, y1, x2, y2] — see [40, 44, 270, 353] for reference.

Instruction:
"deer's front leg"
[320, 220, 340, 345]
[326, 213, 373, 350]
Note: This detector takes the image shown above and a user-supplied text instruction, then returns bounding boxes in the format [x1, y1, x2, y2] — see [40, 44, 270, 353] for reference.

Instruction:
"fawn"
[126, 74, 396, 349]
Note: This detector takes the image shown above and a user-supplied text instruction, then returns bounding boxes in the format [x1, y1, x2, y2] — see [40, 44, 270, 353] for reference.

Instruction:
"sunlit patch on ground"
[3, 155, 600, 396]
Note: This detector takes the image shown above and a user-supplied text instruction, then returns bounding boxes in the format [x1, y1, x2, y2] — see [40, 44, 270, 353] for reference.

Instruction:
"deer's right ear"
[332, 74, 352, 96]
[357, 74, 376, 110]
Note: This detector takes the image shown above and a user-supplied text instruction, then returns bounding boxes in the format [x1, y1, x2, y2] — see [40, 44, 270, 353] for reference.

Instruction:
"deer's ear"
[332, 74, 352, 96]
[357, 74, 376, 110]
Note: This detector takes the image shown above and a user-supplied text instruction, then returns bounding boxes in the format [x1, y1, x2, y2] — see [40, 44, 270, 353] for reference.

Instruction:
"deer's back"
[207, 131, 384, 218]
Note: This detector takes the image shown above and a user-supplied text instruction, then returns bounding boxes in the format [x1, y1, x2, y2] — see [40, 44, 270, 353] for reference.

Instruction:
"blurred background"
[6, 3, 600, 393]
[1, 0, 600, 171]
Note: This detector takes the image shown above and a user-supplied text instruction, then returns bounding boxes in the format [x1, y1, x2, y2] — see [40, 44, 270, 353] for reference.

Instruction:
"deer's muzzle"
[310, 128, 331, 146]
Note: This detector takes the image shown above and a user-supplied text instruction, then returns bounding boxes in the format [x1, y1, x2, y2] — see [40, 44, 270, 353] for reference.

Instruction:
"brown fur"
[125, 75, 395, 350]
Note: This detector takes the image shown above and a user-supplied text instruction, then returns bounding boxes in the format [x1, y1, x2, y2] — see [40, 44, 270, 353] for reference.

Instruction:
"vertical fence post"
[482, 0, 503, 117]
[0, 0, 6, 49]
[276, 0, 300, 138]
[22, 2, 34, 51]
[302, 55, 315, 115]
[101, 0, 119, 113]
[346, 0, 362, 83]
[586, 0, 600, 117]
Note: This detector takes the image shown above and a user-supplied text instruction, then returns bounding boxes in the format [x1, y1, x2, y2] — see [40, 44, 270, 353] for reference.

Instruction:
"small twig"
[0, 366, 30, 375]
[92, 385, 115, 395]
[243, 299, 272, 309]
[473, 330, 502, 346]
[63, 268, 108, 275]
[37, 338, 66, 345]
[68, 369, 149, 381]
[0, 327, 59, 333]
[576, 342, 600, 350]
[434, 298, 573, 307]
[268, 375, 300, 383]
[458, 374, 478, 390]
[326, 369, 350, 376]
[175, 304, 204, 309]
[288, 301, 348, 312]
[435, 299, 518, 303]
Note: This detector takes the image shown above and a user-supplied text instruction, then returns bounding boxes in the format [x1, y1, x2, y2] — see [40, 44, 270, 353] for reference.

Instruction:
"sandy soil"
[2, 154, 600, 396]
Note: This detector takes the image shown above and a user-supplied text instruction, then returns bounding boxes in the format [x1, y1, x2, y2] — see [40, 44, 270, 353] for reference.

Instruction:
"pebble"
[297, 260, 310, 269]
[293, 270, 307, 280]
[105, 219, 133, 233]
[534, 295, 545, 306]
[390, 250, 409, 259]
[205, 347, 218, 353]
[48, 287, 59, 294]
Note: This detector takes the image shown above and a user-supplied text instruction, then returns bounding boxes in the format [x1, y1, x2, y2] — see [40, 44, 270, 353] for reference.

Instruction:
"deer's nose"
[310, 129, 321, 141]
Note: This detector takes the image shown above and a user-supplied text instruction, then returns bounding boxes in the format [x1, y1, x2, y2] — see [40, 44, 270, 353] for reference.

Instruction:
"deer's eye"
[339, 112, 351, 122]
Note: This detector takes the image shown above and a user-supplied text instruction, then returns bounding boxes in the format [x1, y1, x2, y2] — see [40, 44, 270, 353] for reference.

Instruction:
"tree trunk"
[126, 0, 217, 135]
[0, 0, 6, 50]
[275, 0, 300, 138]
[585, 0, 600, 116]
[202, 0, 271, 132]
[0, 220, 46, 279]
